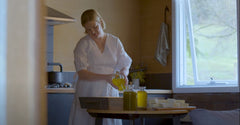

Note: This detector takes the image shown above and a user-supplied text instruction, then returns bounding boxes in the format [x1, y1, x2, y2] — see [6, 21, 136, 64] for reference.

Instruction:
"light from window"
[173, 0, 239, 92]
[0, 0, 7, 124]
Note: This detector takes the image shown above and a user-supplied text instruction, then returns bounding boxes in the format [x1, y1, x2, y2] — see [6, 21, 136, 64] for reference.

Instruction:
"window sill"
[172, 86, 240, 93]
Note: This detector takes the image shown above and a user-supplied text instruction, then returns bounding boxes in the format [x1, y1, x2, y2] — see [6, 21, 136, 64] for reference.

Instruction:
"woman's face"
[84, 21, 104, 39]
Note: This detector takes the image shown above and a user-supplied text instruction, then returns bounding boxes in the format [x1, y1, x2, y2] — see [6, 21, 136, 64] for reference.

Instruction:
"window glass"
[173, 0, 239, 92]
[0, 0, 7, 124]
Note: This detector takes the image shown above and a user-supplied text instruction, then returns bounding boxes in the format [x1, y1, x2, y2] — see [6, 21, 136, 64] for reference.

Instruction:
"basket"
[79, 97, 123, 110]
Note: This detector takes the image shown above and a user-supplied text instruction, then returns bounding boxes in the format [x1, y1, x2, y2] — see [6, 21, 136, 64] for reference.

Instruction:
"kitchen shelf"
[46, 6, 76, 25]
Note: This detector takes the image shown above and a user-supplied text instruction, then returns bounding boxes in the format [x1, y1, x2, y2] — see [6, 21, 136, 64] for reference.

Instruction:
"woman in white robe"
[68, 9, 132, 125]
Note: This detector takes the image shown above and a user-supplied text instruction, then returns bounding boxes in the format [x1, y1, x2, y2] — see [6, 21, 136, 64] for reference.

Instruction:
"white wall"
[5, 0, 47, 125]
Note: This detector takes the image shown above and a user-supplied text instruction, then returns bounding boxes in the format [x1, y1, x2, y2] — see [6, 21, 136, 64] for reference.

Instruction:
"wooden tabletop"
[87, 109, 189, 115]
[87, 107, 196, 125]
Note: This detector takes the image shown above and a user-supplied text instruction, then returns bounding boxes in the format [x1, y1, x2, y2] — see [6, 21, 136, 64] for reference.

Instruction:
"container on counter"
[137, 86, 147, 110]
[123, 82, 137, 110]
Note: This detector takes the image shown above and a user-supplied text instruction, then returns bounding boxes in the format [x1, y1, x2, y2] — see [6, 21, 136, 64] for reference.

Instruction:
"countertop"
[121, 89, 172, 94]
[46, 88, 172, 94]
[46, 88, 76, 93]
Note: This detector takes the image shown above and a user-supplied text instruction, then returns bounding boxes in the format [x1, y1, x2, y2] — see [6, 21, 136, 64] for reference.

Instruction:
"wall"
[46, 0, 141, 71]
[46, 0, 173, 89]
[6, 0, 47, 124]
[139, 0, 172, 74]
[139, 0, 172, 89]
[46, 0, 172, 73]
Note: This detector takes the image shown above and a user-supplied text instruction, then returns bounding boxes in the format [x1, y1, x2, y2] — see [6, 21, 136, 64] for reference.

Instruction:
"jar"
[123, 83, 137, 110]
[137, 86, 147, 110]
[112, 71, 125, 91]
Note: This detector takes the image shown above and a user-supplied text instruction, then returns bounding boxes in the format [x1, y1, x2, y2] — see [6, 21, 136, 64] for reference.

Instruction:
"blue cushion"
[189, 109, 240, 125]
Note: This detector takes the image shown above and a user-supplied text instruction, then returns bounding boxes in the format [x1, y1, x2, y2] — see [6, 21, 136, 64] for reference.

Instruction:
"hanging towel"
[155, 22, 169, 66]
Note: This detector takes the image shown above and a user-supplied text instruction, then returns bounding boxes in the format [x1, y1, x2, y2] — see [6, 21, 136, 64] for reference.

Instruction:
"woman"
[68, 9, 132, 125]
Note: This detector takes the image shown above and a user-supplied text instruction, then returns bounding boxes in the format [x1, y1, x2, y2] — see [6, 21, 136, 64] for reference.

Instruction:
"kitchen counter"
[46, 88, 75, 93]
[46, 88, 172, 94]
[119, 89, 172, 94]
[147, 89, 172, 94]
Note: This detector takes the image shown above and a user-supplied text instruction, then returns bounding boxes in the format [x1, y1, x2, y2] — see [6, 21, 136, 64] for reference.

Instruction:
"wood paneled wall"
[144, 73, 172, 89]
[174, 93, 240, 110]
[139, 0, 172, 74]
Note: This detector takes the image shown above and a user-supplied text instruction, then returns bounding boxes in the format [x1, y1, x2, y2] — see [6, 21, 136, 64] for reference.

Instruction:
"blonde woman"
[68, 9, 132, 125]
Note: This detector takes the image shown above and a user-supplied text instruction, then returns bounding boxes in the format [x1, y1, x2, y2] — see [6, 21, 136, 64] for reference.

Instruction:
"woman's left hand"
[119, 72, 128, 86]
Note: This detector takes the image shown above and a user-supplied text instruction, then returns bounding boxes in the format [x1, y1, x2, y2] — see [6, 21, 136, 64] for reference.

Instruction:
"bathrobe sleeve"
[74, 38, 89, 72]
[115, 38, 132, 72]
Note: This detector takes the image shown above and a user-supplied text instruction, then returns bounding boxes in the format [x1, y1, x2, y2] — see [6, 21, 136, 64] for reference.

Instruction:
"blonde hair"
[81, 9, 106, 30]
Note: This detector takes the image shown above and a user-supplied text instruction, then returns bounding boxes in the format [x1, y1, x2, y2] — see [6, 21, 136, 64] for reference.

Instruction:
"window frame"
[172, 0, 240, 93]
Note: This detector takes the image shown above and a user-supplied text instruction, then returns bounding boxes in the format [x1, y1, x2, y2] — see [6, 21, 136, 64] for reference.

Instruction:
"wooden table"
[87, 107, 195, 125]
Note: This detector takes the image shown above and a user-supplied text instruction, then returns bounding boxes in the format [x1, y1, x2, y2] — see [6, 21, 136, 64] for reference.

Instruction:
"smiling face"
[84, 20, 105, 39]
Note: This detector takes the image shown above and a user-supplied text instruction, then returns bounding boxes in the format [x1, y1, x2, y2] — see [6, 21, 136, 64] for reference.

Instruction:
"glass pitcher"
[112, 71, 125, 91]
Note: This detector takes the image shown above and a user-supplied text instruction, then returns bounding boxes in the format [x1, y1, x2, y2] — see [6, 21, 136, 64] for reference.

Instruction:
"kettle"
[47, 62, 63, 84]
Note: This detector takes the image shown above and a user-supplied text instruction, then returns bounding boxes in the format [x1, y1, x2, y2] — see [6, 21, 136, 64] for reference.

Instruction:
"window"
[172, 0, 240, 92]
[0, 0, 7, 124]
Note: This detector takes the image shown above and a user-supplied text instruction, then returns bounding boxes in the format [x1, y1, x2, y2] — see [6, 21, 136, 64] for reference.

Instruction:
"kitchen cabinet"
[46, 6, 75, 26]
[46, 72, 75, 125]
[47, 93, 74, 125]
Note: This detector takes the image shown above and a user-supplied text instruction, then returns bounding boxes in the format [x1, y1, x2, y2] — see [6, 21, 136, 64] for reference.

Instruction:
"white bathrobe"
[68, 33, 132, 125]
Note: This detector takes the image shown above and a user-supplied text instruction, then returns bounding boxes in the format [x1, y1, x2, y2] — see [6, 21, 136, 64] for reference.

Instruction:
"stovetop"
[47, 82, 72, 88]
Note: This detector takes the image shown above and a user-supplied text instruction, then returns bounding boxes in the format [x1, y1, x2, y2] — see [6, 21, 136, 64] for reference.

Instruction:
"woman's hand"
[78, 70, 119, 89]
[119, 72, 129, 86]
[120, 67, 130, 86]
[105, 74, 118, 89]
